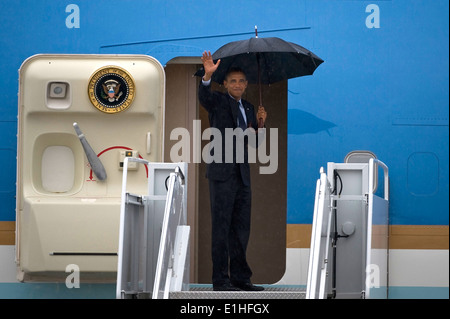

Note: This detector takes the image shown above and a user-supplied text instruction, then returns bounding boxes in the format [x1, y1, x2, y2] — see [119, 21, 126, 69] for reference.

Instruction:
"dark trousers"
[209, 166, 253, 286]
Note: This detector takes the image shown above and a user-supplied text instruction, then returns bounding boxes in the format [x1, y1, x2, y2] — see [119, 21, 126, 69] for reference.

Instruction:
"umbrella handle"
[257, 52, 263, 106]
[257, 52, 264, 128]
[256, 52, 264, 128]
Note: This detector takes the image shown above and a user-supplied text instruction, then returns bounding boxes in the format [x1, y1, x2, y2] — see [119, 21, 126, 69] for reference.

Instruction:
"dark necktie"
[236, 101, 247, 130]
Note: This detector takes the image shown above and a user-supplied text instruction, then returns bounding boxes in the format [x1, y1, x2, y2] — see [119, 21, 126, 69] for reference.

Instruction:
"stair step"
[169, 285, 306, 299]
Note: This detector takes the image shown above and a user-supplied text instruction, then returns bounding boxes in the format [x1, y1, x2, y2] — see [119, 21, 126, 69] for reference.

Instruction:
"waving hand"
[201, 51, 221, 81]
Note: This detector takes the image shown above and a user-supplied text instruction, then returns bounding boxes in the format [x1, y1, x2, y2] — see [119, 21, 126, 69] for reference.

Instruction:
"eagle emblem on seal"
[102, 79, 122, 102]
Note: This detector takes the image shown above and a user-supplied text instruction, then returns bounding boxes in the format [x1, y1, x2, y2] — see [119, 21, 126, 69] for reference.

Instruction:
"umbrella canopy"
[196, 29, 324, 126]
[200, 37, 324, 85]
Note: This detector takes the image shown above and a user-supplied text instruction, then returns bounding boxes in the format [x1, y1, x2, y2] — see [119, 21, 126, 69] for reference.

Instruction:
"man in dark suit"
[198, 51, 267, 291]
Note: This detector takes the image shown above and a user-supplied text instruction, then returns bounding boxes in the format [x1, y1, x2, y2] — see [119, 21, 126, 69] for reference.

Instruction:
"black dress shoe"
[213, 283, 242, 291]
[232, 282, 265, 291]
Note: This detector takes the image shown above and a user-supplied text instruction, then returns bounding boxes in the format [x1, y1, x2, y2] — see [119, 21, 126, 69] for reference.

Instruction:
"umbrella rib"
[308, 52, 318, 68]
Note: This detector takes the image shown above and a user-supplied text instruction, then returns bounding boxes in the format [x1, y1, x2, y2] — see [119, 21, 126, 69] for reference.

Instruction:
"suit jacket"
[198, 82, 258, 186]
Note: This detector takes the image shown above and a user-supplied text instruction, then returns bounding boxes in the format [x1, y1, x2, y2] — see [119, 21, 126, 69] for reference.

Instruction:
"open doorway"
[164, 60, 287, 284]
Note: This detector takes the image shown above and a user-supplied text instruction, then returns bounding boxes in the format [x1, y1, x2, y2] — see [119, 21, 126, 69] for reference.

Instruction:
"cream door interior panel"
[16, 54, 165, 282]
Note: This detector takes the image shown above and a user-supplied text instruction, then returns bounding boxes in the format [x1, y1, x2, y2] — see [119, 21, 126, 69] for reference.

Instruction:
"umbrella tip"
[255, 25, 258, 38]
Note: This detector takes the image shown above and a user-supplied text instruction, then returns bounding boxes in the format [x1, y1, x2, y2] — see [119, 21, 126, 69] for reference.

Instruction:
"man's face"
[224, 72, 248, 100]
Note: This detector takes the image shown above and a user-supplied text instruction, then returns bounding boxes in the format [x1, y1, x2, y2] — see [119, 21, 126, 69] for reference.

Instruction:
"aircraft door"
[16, 54, 165, 282]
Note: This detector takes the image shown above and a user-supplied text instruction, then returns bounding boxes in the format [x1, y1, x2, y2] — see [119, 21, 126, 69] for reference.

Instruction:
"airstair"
[306, 152, 389, 299]
[116, 158, 189, 299]
[116, 151, 389, 299]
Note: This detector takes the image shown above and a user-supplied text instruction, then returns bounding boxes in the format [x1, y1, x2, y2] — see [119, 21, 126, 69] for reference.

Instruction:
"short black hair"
[225, 67, 246, 79]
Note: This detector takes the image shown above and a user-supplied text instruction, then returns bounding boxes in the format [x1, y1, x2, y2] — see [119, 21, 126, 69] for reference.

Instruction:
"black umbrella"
[196, 27, 324, 113]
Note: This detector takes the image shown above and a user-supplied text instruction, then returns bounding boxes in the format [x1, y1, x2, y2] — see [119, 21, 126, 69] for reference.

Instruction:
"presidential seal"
[88, 66, 135, 113]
